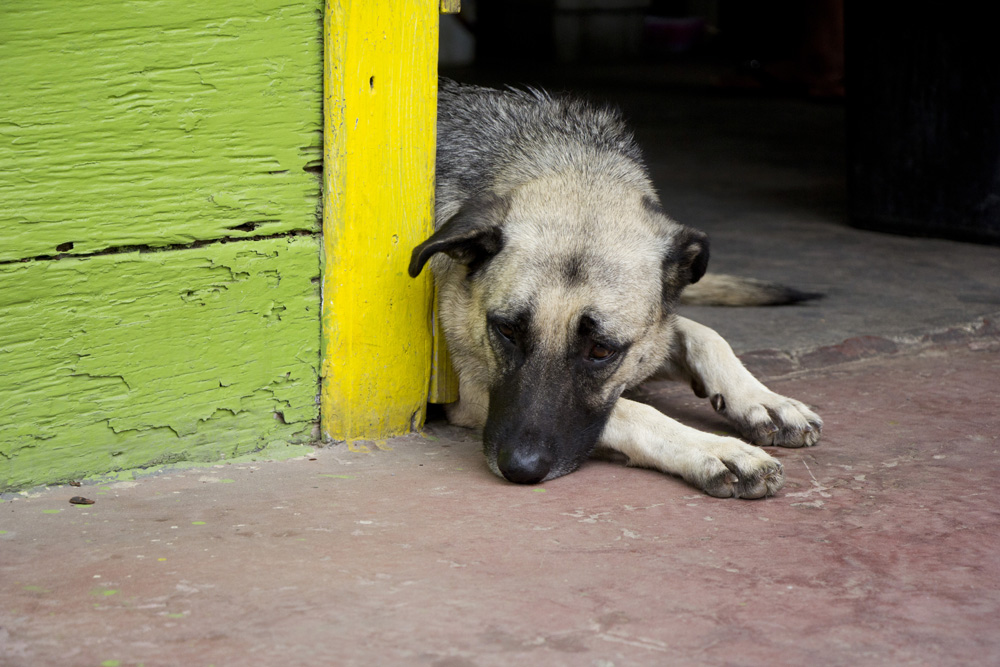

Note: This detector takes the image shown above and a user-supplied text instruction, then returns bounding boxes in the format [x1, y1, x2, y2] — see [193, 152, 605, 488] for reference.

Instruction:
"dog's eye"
[587, 343, 616, 362]
[495, 322, 515, 341]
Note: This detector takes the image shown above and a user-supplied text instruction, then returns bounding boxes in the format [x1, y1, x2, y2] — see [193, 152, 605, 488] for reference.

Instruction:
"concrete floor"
[4, 71, 1000, 666]
[3, 343, 1000, 666]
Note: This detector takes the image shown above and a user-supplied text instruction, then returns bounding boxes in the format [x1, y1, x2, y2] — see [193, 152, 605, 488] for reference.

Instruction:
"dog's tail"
[680, 273, 822, 307]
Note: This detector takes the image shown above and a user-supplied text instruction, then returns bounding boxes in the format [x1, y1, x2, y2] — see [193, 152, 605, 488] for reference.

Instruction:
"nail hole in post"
[369, 75, 375, 91]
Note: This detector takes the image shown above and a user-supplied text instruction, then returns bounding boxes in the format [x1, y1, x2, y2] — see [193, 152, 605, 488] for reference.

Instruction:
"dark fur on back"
[436, 79, 652, 223]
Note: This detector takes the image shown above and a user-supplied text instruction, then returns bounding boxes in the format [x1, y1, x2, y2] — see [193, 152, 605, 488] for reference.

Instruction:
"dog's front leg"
[659, 316, 822, 447]
[599, 398, 785, 498]
[443, 378, 489, 429]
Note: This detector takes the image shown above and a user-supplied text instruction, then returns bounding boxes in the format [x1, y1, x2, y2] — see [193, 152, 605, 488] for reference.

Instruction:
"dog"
[408, 78, 822, 499]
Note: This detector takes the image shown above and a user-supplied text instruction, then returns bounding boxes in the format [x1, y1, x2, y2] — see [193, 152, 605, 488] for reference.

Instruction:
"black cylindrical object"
[846, 5, 1000, 244]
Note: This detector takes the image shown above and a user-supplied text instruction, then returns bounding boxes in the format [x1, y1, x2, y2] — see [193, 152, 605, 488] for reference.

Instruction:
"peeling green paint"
[0, 0, 324, 262]
[0, 237, 320, 490]
[0, 1, 325, 490]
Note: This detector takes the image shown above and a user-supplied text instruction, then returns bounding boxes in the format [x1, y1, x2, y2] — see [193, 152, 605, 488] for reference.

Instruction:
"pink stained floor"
[2, 341, 999, 666]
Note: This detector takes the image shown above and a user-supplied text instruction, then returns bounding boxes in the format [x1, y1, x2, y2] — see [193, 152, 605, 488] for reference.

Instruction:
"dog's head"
[410, 176, 708, 483]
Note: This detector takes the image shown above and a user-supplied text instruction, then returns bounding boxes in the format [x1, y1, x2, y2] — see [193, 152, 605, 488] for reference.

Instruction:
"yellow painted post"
[431, 0, 462, 404]
[321, 0, 439, 442]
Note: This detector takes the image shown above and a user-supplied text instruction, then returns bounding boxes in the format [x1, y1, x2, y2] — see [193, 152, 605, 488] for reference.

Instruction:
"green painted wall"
[0, 0, 323, 261]
[0, 0, 324, 490]
[0, 238, 320, 490]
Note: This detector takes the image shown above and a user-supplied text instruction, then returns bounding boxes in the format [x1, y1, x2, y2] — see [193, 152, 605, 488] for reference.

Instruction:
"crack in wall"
[105, 420, 181, 438]
[96, 379, 315, 442]
[0, 229, 318, 267]
[69, 372, 133, 392]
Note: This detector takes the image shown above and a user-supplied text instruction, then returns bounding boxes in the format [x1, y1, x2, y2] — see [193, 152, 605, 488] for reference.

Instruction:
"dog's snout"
[497, 447, 552, 484]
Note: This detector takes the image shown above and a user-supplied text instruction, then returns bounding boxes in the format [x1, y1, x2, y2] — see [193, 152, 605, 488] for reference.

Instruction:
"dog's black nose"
[497, 447, 552, 484]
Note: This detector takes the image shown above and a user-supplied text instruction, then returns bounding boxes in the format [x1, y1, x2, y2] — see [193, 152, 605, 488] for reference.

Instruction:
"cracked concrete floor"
[3, 340, 1000, 666]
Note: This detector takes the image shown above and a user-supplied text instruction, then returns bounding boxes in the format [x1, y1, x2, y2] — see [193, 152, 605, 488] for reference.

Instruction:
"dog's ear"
[408, 193, 511, 278]
[662, 226, 710, 303]
[676, 226, 709, 285]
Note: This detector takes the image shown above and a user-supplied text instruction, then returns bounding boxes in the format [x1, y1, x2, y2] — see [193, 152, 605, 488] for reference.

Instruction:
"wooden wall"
[0, 1, 325, 489]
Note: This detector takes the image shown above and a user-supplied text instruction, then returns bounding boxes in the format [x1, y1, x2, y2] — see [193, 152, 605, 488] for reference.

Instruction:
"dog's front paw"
[711, 389, 822, 448]
[692, 436, 785, 499]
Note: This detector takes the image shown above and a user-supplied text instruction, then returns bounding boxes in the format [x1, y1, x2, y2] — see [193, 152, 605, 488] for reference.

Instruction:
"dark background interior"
[439, 0, 1000, 246]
